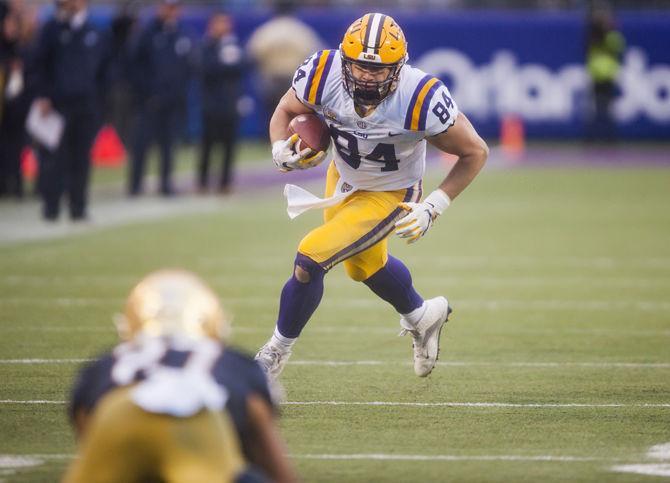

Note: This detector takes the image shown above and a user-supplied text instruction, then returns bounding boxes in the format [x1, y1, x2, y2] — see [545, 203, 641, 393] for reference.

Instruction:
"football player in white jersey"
[256, 13, 488, 379]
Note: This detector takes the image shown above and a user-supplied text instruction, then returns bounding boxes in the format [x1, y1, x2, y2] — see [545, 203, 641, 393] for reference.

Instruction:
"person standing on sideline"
[106, 1, 138, 151]
[32, 0, 109, 221]
[586, 7, 625, 142]
[246, 0, 321, 130]
[198, 13, 245, 195]
[0, 1, 31, 199]
[128, 0, 192, 197]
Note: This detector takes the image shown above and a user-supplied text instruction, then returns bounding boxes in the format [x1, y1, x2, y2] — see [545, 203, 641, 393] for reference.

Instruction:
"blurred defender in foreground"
[256, 13, 488, 379]
[64, 270, 297, 483]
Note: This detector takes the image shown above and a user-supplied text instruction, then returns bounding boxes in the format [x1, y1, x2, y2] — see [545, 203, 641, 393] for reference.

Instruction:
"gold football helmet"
[340, 13, 408, 106]
[115, 269, 230, 342]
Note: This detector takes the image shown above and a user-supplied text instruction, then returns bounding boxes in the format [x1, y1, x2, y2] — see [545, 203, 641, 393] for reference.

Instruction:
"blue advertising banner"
[88, 8, 670, 140]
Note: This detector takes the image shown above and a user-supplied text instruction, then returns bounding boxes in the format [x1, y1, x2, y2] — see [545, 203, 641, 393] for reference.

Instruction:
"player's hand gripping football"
[272, 134, 326, 172]
[395, 189, 451, 244]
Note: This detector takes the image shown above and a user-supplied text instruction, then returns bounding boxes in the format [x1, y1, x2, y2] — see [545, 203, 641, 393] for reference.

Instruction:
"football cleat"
[255, 343, 292, 380]
[399, 297, 452, 377]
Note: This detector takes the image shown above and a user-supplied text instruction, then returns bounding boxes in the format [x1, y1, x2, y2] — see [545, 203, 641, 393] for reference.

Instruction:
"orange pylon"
[92, 125, 126, 167]
[500, 114, 525, 162]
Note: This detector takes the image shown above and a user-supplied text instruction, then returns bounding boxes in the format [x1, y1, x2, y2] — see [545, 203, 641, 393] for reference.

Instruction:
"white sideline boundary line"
[3, 400, 668, 408]
[2, 358, 669, 369]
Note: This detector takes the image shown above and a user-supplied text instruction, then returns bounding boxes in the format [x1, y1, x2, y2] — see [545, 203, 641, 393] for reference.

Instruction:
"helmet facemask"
[341, 55, 405, 107]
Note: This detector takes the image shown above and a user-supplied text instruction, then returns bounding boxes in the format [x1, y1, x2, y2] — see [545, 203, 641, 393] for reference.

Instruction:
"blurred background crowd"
[0, 0, 668, 222]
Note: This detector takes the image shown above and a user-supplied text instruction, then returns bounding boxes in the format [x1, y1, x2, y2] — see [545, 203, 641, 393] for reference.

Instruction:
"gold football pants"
[298, 161, 422, 281]
[63, 386, 245, 483]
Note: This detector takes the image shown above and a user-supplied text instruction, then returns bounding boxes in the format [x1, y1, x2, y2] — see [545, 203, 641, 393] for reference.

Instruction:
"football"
[288, 113, 331, 155]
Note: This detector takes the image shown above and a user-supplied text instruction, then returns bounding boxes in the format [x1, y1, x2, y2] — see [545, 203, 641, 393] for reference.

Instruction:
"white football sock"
[402, 302, 428, 327]
[271, 328, 297, 351]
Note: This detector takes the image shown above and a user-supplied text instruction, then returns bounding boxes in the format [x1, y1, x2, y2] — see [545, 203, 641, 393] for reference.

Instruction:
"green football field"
[1, 152, 669, 482]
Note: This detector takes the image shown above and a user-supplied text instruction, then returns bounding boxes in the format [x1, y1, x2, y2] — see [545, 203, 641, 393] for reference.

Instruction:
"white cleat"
[255, 342, 292, 380]
[399, 297, 452, 377]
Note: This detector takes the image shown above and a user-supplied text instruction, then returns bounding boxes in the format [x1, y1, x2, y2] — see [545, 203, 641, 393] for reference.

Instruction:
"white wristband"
[423, 189, 451, 216]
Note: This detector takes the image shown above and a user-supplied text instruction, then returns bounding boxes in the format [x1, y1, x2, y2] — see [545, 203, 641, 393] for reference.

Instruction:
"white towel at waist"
[284, 178, 358, 219]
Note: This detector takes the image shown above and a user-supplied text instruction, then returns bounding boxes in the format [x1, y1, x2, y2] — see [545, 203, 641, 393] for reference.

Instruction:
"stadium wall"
[86, 7, 670, 140]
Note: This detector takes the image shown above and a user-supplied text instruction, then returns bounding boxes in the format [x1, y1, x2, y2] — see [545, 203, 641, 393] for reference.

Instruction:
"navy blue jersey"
[69, 340, 275, 460]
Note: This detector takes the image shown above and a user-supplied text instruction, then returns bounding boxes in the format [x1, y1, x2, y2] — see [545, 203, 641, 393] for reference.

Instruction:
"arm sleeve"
[425, 83, 459, 137]
[248, 360, 277, 413]
[68, 354, 115, 424]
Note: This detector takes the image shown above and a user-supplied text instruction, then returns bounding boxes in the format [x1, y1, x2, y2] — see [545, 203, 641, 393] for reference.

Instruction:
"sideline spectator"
[0, 0, 37, 199]
[198, 13, 245, 195]
[32, 0, 109, 221]
[586, 6, 625, 142]
[106, 0, 138, 151]
[247, 0, 321, 129]
[128, 0, 193, 197]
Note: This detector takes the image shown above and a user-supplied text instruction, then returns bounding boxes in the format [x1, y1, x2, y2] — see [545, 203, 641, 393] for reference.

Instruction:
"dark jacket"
[131, 18, 193, 105]
[200, 35, 245, 117]
[32, 13, 109, 111]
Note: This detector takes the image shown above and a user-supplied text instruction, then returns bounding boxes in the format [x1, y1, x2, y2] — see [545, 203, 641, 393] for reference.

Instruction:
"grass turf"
[0, 163, 669, 482]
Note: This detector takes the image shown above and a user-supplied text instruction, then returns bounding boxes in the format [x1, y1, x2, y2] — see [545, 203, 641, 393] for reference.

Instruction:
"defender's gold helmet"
[116, 269, 230, 342]
[340, 13, 408, 106]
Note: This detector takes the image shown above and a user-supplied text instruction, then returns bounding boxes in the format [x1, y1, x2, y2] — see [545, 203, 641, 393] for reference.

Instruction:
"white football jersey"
[292, 49, 459, 191]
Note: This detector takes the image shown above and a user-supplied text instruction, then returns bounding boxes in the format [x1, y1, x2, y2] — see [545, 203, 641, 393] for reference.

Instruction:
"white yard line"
[2, 297, 670, 311]
[0, 325, 667, 337]
[611, 442, 670, 477]
[196, 254, 670, 270]
[1, 358, 668, 368]
[0, 400, 67, 404]
[1, 399, 669, 408]
[0, 325, 667, 338]
[611, 464, 670, 477]
[288, 360, 670, 368]
[0, 456, 44, 468]
[283, 401, 670, 408]
[3, 273, 668, 289]
[0, 359, 94, 364]
[294, 453, 617, 462]
[648, 443, 670, 460]
[0, 452, 624, 464]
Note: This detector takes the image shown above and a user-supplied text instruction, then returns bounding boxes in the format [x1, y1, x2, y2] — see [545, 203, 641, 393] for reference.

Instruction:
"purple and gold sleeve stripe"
[304, 50, 336, 105]
[404, 75, 442, 131]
